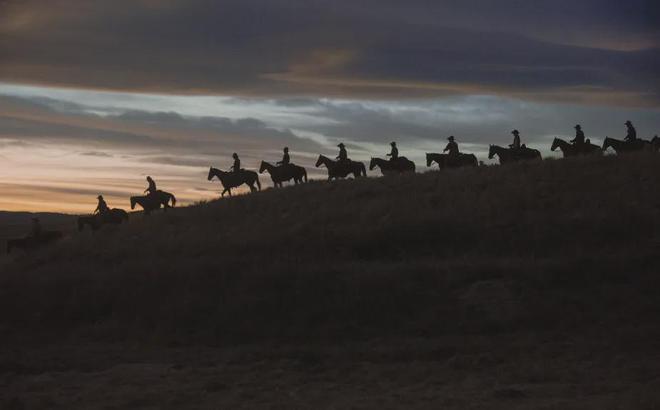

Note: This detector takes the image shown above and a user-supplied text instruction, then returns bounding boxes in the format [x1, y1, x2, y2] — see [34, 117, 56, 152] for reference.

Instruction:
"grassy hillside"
[2, 153, 660, 408]
[2, 153, 659, 344]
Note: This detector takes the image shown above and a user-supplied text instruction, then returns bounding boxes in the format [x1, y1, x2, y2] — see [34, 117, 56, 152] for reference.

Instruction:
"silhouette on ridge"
[259, 147, 307, 188]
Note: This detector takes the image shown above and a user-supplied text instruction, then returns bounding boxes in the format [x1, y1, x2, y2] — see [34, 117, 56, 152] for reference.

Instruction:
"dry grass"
[1, 153, 660, 408]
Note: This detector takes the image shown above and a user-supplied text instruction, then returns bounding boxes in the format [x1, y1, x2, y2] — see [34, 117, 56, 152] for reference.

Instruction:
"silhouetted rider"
[277, 147, 290, 166]
[30, 217, 42, 238]
[510, 130, 521, 150]
[144, 176, 157, 195]
[624, 120, 637, 142]
[230, 153, 241, 173]
[387, 142, 399, 162]
[571, 124, 585, 146]
[337, 143, 348, 163]
[95, 195, 109, 216]
[443, 136, 459, 156]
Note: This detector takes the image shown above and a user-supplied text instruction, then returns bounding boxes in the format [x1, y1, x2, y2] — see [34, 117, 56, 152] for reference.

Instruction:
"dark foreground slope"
[2, 154, 660, 409]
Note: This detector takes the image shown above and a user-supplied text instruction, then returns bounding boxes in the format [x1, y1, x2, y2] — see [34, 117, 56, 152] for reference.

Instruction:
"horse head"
[369, 158, 377, 170]
[315, 155, 325, 168]
[550, 138, 561, 152]
[488, 145, 496, 159]
[207, 167, 216, 181]
[258, 161, 268, 174]
[602, 137, 611, 151]
[426, 154, 433, 167]
[130, 196, 137, 210]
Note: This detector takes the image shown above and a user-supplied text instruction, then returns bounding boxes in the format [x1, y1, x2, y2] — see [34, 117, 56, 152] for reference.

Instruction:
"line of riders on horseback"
[7, 121, 658, 253]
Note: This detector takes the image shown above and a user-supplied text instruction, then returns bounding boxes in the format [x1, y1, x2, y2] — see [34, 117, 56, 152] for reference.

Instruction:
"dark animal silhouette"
[426, 153, 478, 169]
[315, 155, 366, 180]
[78, 208, 129, 231]
[488, 145, 542, 164]
[259, 161, 307, 187]
[652, 136, 660, 152]
[369, 157, 416, 175]
[207, 167, 261, 197]
[602, 137, 652, 154]
[550, 138, 602, 157]
[130, 191, 176, 215]
[7, 231, 63, 254]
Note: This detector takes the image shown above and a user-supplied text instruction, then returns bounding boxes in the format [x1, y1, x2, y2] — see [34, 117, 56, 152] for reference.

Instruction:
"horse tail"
[302, 167, 308, 183]
[169, 193, 177, 207]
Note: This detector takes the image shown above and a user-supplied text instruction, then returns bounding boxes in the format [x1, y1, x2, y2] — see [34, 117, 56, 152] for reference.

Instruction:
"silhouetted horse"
[259, 161, 307, 187]
[426, 153, 478, 169]
[207, 167, 261, 197]
[550, 138, 602, 157]
[78, 208, 129, 231]
[488, 145, 542, 164]
[369, 157, 416, 175]
[315, 155, 366, 180]
[602, 137, 652, 154]
[7, 231, 63, 254]
[130, 190, 176, 215]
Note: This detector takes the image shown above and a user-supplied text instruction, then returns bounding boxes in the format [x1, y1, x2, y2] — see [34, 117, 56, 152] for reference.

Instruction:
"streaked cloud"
[1, 0, 658, 104]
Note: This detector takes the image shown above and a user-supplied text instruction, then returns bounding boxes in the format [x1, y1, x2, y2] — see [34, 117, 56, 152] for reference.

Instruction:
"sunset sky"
[1, 0, 659, 213]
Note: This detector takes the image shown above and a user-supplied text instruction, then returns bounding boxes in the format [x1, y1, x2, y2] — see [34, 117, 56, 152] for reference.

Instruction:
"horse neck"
[212, 168, 226, 179]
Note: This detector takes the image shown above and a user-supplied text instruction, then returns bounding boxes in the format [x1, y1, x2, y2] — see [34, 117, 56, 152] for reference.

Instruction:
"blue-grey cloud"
[0, 0, 658, 104]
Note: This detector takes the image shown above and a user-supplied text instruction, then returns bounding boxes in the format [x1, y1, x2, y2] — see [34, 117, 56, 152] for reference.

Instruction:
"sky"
[1, 0, 659, 213]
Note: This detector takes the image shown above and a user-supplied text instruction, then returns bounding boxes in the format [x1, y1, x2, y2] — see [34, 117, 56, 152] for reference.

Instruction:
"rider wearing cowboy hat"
[277, 147, 290, 166]
[230, 153, 241, 173]
[510, 130, 521, 150]
[336, 143, 348, 162]
[443, 136, 459, 156]
[571, 124, 585, 146]
[144, 176, 157, 195]
[94, 195, 109, 216]
[387, 142, 399, 161]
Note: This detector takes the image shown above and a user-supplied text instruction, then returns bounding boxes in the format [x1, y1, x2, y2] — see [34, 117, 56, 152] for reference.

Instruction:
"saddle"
[147, 189, 163, 198]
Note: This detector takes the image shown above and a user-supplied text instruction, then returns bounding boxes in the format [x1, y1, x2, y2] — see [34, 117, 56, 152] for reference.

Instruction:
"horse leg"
[221, 188, 228, 197]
